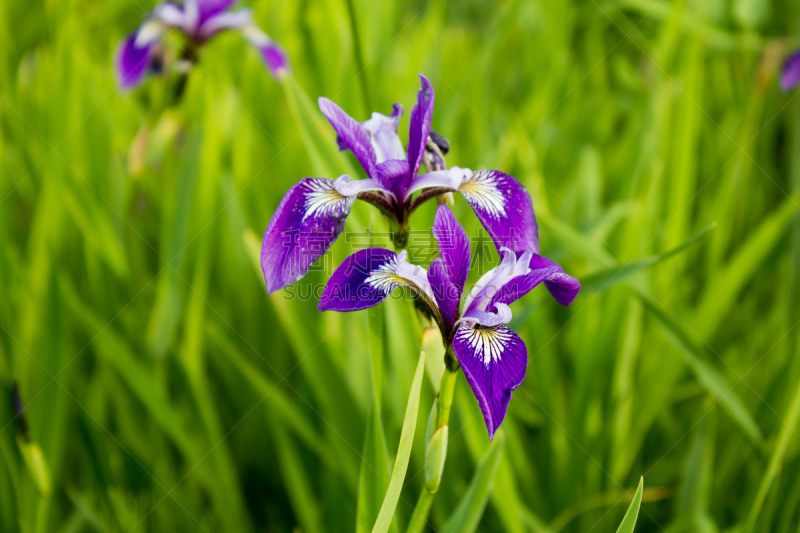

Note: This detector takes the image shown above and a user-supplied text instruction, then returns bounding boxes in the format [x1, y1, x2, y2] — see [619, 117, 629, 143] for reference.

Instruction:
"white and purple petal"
[453, 323, 527, 440]
[194, 0, 236, 27]
[318, 248, 401, 312]
[428, 258, 460, 331]
[318, 97, 377, 175]
[261, 178, 355, 294]
[432, 205, 471, 294]
[241, 23, 291, 79]
[458, 170, 540, 254]
[487, 253, 580, 309]
[407, 74, 435, 190]
[115, 28, 159, 90]
[782, 49, 800, 92]
[463, 248, 532, 315]
[362, 105, 405, 164]
[372, 159, 409, 201]
[197, 8, 252, 39]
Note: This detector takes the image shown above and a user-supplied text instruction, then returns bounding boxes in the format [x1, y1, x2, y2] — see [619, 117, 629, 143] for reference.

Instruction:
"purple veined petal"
[362, 106, 406, 163]
[318, 97, 377, 175]
[432, 205, 471, 294]
[318, 248, 400, 312]
[781, 49, 800, 92]
[115, 27, 160, 91]
[261, 178, 356, 294]
[371, 159, 409, 201]
[428, 258, 459, 331]
[487, 253, 580, 309]
[194, 0, 236, 26]
[452, 322, 527, 440]
[240, 23, 291, 80]
[406, 74, 435, 191]
[463, 248, 532, 315]
[197, 8, 252, 39]
[458, 170, 540, 254]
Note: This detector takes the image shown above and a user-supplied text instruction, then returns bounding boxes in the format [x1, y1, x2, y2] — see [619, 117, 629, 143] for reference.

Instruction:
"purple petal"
[372, 159, 409, 201]
[782, 50, 800, 92]
[318, 248, 400, 312]
[240, 24, 291, 80]
[458, 170, 539, 254]
[452, 323, 527, 440]
[406, 74, 435, 190]
[432, 205, 470, 294]
[115, 31, 155, 90]
[261, 178, 355, 294]
[195, 0, 236, 26]
[318, 97, 377, 175]
[362, 107, 405, 163]
[428, 258, 460, 331]
[487, 253, 580, 309]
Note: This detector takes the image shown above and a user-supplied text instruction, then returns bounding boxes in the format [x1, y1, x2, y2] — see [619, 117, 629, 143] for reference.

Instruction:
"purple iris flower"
[115, 0, 290, 90]
[782, 48, 800, 92]
[317, 205, 580, 439]
[261, 74, 540, 294]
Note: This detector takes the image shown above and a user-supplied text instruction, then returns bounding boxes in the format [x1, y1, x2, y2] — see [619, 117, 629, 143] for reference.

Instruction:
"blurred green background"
[2, 0, 800, 531]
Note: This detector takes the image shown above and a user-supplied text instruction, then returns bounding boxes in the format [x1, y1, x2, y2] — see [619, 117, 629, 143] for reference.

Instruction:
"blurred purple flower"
[261, 74, 541, 294]
[318, 205, 580, 439]
[782, 48, 800, 92]
[115, 0, 289, 90]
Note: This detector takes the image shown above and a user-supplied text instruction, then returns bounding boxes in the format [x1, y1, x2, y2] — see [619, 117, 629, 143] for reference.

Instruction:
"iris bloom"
[317, 205, 580, 439]
[782, 49, 800, 92]
[261, 74, 540, 294]
[115, 0, 289, 90]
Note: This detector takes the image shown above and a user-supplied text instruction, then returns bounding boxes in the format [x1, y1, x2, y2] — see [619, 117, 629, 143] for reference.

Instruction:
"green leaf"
[440, 430, 506, 533]
[581, 222, 716, 293]
[615, 477, 644, 533]
[372, 350, 426, 533]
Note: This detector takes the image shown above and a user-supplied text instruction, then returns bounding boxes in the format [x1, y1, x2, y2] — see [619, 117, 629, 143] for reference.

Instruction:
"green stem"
[406, 347, 459, 533]
[344, 0, 372, 113]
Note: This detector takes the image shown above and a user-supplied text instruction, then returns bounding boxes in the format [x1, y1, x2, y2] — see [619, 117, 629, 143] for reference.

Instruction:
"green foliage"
[2, 0, 800, 531]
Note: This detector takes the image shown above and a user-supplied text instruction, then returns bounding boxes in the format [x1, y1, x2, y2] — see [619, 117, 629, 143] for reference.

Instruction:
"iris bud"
[17, 437, 51, 496]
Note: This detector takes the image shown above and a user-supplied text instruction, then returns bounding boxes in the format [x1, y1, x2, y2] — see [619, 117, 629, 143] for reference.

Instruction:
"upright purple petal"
[432, 205, 470, 294]
[261, 178, 355, 294]
[458, 170, 539, 254]
[782, 49, 800, 92]
[318, 248, 400, 312]
[406, 74, 435, 190]
[115, 31, 155, 90]
[452, 323, 527, 440]
[195, 0, 236, 26]
[487, 253, 580, 309]
[428, 259, 460, 331]
[319, 97, 377, 175]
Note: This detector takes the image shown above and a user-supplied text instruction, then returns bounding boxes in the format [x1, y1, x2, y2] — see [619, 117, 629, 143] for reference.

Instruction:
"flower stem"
[344, 0, 372, 113]
[406, 346, 459, 533]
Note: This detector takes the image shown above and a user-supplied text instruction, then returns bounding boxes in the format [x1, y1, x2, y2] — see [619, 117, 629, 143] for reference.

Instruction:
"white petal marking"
[458, 170, 506, 218]
[365, 256, 401, 295]
[302, 180, 355, 222]
[456, 325, 514, 366]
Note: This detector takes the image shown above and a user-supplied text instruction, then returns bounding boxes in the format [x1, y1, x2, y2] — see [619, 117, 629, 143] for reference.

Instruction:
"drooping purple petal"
[240, 24, 291, 79]
[428, 258, 460, 331]
[372, 159, 409, 201]
[432, 205, 470, 294]
[452, 323, 527, 440]
[197, 9, 252, 39]
[318, 97, 377, 175]
[487, 253, 580, 309]
[261, 178, 355, 294]
[407, 74, 435, 190]
[782, 49, 800, 92]
[458, 170, 539, 254]
[115, 30, 156, 90]
[318, 248, 400, 312]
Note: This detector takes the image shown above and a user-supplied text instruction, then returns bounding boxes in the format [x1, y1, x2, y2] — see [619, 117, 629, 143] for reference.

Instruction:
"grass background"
[2, 0, 800, 531]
